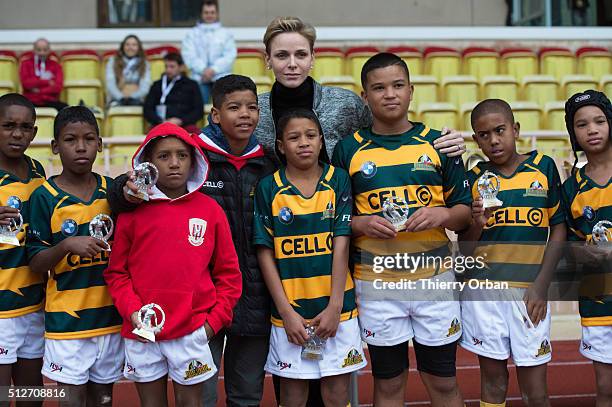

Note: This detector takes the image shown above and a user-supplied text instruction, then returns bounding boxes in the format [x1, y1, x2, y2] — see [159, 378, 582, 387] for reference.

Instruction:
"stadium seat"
[522, 75, 559, 108]
[146, 45, 180, 82]
[252, 76, 273, 94]
[100, 50, 116, 87]
[500, 48, 538, 81]
[410, 76, 439, 111]
[0, 51, 19, 89]
[601, 75, 612, 97]
[510, 101, 542, 131]
[29, 108, 56, 166]
[442, 76, 479, 108]
[63, 79, 103, 107]
[105, 106, 144, 165]
[319, 76, 357, 93]
[418, 102, 458, 130]
[463, 47, 499, 81]
[387, 46, 423, 76]
[61, 49, 100, 82]
[408, 106, 417, 122]
[346, 47, 379, 91]
[577, 46, 611, 81]
[233, 48, 266, 77]
[460, 102, 478, 132]
[539, 47, 575, 82]
[311, 47, 345, 81]
[482, 75, 519, 102]
[0, 80, 15, 96]
[561, 75, 598, 99]
[544, 101, 567, 131]
[424, 47, 461, 82]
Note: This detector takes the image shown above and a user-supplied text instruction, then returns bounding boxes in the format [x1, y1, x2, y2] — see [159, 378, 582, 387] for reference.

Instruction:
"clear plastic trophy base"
[0, 235, 19, 246]
[482, 197, 503, 209]
[393, 222, 407, 232]
[127, 188, 150, 201]
[301, 346, 324, 361]
[132, 327, 156, 342]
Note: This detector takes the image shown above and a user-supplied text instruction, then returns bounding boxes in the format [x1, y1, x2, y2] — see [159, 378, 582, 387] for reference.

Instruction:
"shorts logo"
[535, 339, 551, 357]
[472, 336, 483, 346]
[50, 362, 63, 372]
[0, 347, 8, 355]
[446, 318, 461, 337]
[61, 219, 78, 237]
[184, 360, 211, 380]
[7, 195, 21, 210]
[583, 206, 596, 222]
[278, 207, 293, 225]
[582, 342, 592, 351]
[360, 161, 377, 178]
[413, 154, 437, 172]
[277, 360, 292, 370]
[363, 328, 375, 338]
[125, 363, 136, 374]
[523, 180, 547, 198]
[341, 348, 364, 368]
[321, 201, 335, 220]
[188, 218, 207, 247]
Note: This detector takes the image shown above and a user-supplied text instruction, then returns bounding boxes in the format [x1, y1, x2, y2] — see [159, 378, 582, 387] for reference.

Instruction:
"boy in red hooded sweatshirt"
[104, 122, 242, 406]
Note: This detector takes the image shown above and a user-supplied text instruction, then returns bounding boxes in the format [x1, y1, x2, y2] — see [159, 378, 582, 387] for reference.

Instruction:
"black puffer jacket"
[107, 146, 277, 336]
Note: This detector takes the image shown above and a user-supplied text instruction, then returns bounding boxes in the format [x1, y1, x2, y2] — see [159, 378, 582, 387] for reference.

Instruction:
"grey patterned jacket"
[253, 79, 372, 159]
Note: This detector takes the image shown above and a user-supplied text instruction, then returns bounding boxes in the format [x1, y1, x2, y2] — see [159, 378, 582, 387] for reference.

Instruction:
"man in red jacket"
[19, 38, 67, 111]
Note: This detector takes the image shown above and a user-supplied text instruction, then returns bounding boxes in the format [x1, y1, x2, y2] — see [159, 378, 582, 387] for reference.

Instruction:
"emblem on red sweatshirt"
[188, 218, 207, 246]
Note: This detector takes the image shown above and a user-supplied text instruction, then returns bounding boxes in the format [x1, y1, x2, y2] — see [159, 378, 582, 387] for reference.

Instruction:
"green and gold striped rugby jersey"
[332, 123, 472, 282]
[27, 174, 122, 339]
[466, 151, 564, 287]
[562, 165, 612, 326]
[0, 156, 45, 318]
[253, 164, 357, 327]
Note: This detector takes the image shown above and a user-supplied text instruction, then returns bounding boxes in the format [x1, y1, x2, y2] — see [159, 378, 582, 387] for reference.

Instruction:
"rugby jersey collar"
[43, 173, 105, 205]
[0, 156, 41, 185]
[276, 163, 333, 199]
[360, 122, 426, 150]
[476, 150, 539, 179]
[577, 165, 612, 189]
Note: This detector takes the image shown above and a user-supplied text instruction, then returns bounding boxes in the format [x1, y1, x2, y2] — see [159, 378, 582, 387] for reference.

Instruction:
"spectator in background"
[143, 52, 203, 134]
[19, 38, 67, 111]
[106, 34, 151, 107]
[182, 0, 237, 104]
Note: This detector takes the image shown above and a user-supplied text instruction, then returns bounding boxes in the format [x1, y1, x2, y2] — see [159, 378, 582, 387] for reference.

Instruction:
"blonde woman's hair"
[263, 17, 316, 54]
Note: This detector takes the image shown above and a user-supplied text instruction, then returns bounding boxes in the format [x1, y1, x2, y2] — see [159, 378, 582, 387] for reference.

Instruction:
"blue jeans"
[199, 82, 213, 105]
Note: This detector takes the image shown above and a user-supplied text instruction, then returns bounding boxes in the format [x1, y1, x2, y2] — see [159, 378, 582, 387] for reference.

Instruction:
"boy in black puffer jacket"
[107, 75, 276, 407]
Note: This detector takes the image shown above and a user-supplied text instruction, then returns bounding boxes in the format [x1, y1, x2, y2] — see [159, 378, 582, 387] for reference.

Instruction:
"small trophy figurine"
[477, 170, 504, 209]
[382, 197, 409, 232]
[128, 162, 159, 201]
[132, 303, 166, 342]
[301, 325, 326, 360]
[89, 214, 114, 251]
[0, 196, 23, 246]
[591, 220, 612, 250]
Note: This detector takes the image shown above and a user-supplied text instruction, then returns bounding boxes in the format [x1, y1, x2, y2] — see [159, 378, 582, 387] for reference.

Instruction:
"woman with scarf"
[105, 34, 151, 107]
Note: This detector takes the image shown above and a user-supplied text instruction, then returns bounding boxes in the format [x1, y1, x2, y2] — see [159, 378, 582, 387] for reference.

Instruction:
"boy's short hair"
[211, 74, 258, 109]
[142, 135, 194, 163]
[274, 107, 329, 164]
[470, 99, 515, 130]
[361, 52, 410, 89]
[53, 106, 99, 140]
[201, 0, 218, 10]
[0, 93, 36, 121]
[163, 52, 183, 66]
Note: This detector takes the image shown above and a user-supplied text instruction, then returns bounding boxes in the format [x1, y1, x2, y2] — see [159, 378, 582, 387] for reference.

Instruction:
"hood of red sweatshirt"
[132, 122, 209, 201]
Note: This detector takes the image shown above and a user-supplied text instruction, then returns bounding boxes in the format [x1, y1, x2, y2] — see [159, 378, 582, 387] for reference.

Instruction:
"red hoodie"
[104, 123, 242, 340]
[19, 57, 64, 105]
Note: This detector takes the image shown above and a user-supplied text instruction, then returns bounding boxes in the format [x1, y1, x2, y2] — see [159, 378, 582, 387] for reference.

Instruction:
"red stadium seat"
[462, 47, 499, 80]
[539, 47, 575, 81]
[424, 46, 461, 81]
[576, 46, 611, 80]
[346, 46, 379, 91]
[500, 47, 538, 81]
[312, 47, 345, 81]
